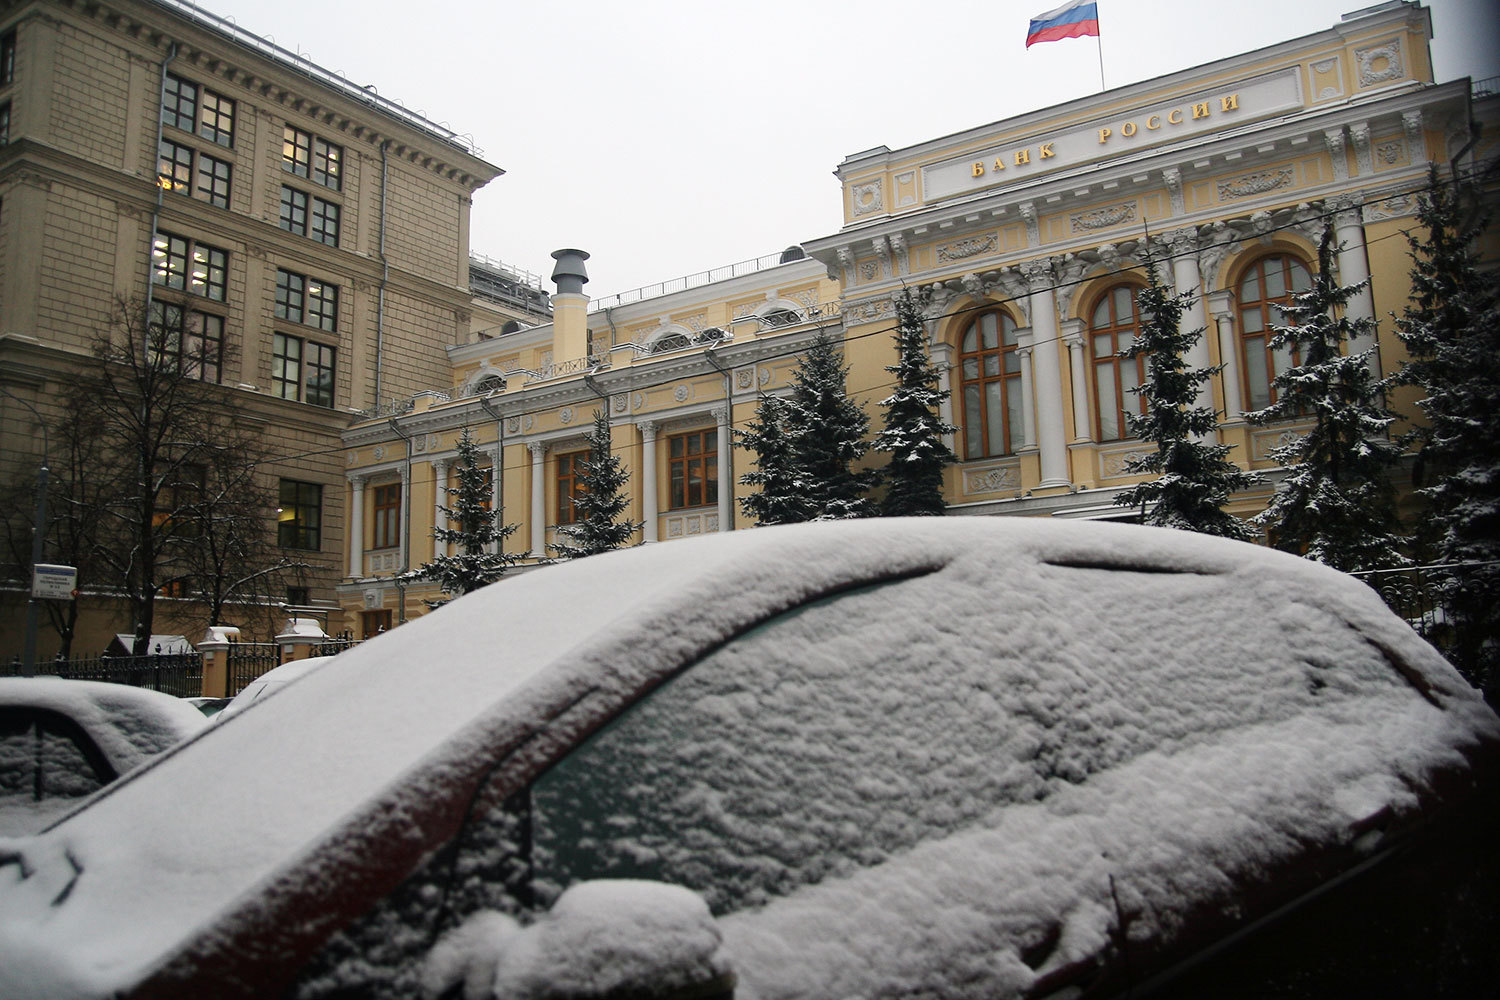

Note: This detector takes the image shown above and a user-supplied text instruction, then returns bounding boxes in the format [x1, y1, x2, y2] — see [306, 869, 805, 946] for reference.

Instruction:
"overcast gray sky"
[204, 0, 1499, 298]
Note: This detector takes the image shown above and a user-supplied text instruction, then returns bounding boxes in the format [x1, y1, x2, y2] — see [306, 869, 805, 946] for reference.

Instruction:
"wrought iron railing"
[590, 252, 794, 311]
[226, 643, 280, 696]
[10, 650, 204, 699]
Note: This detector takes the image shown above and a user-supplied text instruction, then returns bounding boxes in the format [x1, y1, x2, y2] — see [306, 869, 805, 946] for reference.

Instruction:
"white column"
[1061, 321, 1091, 444]
[347, 475, 366, 579]
[1020, 259, 1071, 488]
[639, 421, 659, 542]
[397, 467, 411, 572]
[1207, 290, 1243, 421]
[1332, 197, 1379, 374]
[489, 446, 502, 555]
[1015, 342, 1038, 451]
[931, 341, 958, 454]
[528, 442, 546, 557]
[1166, 229, 1217, 442]
[431, 460, 448, 560]
[715, 406, 733, 531]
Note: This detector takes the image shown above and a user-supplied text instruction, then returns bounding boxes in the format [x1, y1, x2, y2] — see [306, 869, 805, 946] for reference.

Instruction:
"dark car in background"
[0, 519, 1495, 999]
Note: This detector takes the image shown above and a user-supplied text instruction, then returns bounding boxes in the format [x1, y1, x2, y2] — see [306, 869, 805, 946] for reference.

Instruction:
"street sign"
[32, 564, 77, 600]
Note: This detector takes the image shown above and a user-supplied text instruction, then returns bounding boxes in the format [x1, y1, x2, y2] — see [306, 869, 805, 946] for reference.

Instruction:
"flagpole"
[1096, 9, 1106, 92]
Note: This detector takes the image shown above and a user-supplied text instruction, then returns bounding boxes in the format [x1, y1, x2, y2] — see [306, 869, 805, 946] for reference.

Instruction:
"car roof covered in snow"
[0, 676, 207, 778]
[0, 519, 1495, 999]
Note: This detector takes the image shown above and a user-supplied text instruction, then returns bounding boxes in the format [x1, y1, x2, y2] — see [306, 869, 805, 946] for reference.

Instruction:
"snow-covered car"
[214, 655, 334, 724]
[0, 677, 207, 836]
[0, 519, 1496, 1000]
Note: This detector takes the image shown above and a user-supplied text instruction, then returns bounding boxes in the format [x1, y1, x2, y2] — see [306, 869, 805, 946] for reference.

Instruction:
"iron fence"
[227, 643, 280, 696]
[312, 631, 361, 658]
[1350, 561, 1500, 655]
[7, 650, 204, 698]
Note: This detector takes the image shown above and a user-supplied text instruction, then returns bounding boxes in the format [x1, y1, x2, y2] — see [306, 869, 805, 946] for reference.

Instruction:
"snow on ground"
[0, 519, 1495, 999]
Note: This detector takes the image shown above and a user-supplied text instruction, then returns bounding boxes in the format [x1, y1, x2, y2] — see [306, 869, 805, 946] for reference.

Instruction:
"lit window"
[282, 125, 311, 178]
[278, 480, 322, 550]
[306, 279, 338, 333]
[272, 332, 302, 400]
[372, 484, 401, 550]
[313, 137, 342, 190]
[1238, 255, 1314, 411]
[161, 73, 233, 147]
[555, 450, 587, 525]
[158, 139, 194, 194]
[668, 430, 717, 510]
[957, 309, 1023, 459]
[152, 232, 226, 300]
[276, 268, 337, 333]
[1089, 284, 1147, 442]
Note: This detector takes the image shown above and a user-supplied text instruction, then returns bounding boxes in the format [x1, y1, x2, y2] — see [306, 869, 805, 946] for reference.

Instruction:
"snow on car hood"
[0, 519, 1495, 999]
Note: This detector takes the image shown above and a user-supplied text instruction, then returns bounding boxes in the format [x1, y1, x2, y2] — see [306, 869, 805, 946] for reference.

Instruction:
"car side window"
[0, 708, 114, 827]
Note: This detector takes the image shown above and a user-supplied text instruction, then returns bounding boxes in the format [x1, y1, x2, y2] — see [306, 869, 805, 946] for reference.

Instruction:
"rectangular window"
[278, 480, 322, 550]
[313, 137, 342, 190]
[305, 340, 335, 407]
[158, 139, 194, 194]
[161, 73, 196, 132]
[275, 268, 304, 323]
[310, 197, 340, 246]
[555, 450, 587, 525]
[152, 232, 226, 300]
[372, 483, 401, 550]
[279, 186, 308, 235]
[196, 153, 231, 208]
[272, 332, 302, 400]
[283, 125, 311, 178]
[272, 332, 335, 407]
[668, 429, 717, 510]
[360, 609, 392, 638]
[306, 278, 338, 332]
[148, 303, 223, 384]
[1, 31, 15, 86]
[197, 88, 234, 146]
[0, 101, 11, 145]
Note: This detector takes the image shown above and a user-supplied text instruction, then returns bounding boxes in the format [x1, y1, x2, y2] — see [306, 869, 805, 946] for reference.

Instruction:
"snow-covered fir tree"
[550, 410, 640, 559]
[407, 428, 522, 607]
[874, 287, 956, 517]
[1247, 222, 1405, 572]
[786, 330, 879, 520]
[1394, 166, 1500, 695]
[737, 392, 808, 526]
[1112, 248, 1258, 538]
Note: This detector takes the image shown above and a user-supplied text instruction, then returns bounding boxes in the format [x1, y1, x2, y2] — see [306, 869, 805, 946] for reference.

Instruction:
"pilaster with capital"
[1015, 341, 1039, 451]
[348, 475, 367, 579]
[489, 448, 503, 554]
[431, 460, 449, 560]
[1018, 258, 1070, 487]
[528, 442, 547, 556]
[1061, 320, 1091, 443]
[397, 467, 412, 573]
[638, 421, 660, 542]
[714, 406, 733, 530]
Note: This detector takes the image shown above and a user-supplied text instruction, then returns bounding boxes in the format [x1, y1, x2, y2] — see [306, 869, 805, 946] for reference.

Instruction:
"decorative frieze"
[1100, 448, 1153, 478]
[962, 464, 1021, 496]
[1375, 140, 1404, 165]
[1218, 168, 1293, 199]
[1071, 203, 1137, 232]
[936, 234, 998, 262]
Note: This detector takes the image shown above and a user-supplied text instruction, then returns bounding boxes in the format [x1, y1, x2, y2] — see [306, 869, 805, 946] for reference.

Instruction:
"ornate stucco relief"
[1217, 168, 1293, 200]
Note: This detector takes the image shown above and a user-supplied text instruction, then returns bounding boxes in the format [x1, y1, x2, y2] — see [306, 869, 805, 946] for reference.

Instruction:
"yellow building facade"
[338, 1, 1498, 631]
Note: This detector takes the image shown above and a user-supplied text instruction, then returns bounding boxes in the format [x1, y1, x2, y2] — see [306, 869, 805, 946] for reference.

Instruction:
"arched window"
[957, 309, 1023, 459]
[759, 308, 801, 329]
[473, 374, 505, 395]
[1090, 284, 1147, 441]
[1238, 254, 1313, 411]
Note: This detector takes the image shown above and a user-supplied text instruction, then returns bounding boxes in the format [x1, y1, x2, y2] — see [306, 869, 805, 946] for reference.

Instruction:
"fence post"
[198, 625, 241, 699]
[277, 617, 330, 664]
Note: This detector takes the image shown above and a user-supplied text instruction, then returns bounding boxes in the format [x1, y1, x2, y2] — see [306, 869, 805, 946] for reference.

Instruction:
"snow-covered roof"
[0, 519, 1494, 999]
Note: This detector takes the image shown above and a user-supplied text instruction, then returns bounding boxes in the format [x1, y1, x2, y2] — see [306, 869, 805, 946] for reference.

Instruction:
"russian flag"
[1026, 0, 1100, 48]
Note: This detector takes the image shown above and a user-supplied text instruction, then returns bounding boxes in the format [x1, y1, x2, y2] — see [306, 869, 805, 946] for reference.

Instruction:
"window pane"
[1264, 260, 1287, 300]
[280, 187, 308, 235]
[276, 270, 304, 323]
[1005, 374, 1024, 453]
[985, 382, 1005, 458]
[1239, 268, 1261, 302]
[1240, 308, 1263, 335]
[980, 313, 998, 350]
[313, 138, 342, 190]
[158, 140, 193, 194]
[196, 155, 231, 208]
[283, 126, 311, 177]
[161, 73, 196, 131]
[311, 198, 340, 247]
[963, 385, 982, 459]
[198, 89, 234, 147]
[1290, 260, 1312, 293]
[1244, 337, 1270, 411]
[1113, 286, 1133, 322]
[1097, 367, 1119, 440]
